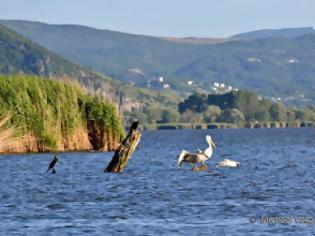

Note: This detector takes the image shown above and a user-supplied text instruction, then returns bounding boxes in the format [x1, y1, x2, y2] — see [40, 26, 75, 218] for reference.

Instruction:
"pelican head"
[206, 135, 216, 148]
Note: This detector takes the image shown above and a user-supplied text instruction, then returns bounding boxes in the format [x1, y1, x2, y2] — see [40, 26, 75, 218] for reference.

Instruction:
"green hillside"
[2, 20, 315, 104]
[173, 36, 315, 98]
[0, 23, 181, 124]
[0, 23, 88, 77]
[0, 20, 201, 83]
[0, 23, 121, 97]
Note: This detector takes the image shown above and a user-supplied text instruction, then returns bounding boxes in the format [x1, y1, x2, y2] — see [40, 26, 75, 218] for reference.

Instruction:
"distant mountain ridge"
[0, 23, 180, 118]
[2, 20, 315, 104]
[232, 27, 315, 40]
[159, 36, 230, 44]
[161, 27, 315, 43]
[0, 23, 124, 102]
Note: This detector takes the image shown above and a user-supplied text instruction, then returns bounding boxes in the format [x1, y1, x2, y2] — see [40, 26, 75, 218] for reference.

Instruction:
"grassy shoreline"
[0, 75, 124, 153]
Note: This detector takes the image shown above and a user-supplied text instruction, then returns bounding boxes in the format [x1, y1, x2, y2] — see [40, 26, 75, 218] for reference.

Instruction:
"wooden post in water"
[105, 122, 141, 173]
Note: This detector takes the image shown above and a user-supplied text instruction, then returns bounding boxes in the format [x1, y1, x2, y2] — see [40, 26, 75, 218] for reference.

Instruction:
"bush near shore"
[0, 75, 124, 153]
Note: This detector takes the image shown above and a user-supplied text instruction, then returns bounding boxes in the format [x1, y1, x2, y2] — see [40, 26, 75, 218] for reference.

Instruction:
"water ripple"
[0, 129, 315, 235]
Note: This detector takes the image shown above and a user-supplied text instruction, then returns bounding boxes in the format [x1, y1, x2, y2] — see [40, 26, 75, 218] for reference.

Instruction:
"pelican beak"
[211, 139, 217, 148]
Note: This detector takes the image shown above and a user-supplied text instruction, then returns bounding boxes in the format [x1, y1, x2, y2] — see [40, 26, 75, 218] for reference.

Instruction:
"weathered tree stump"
[105, 129, 141, 172]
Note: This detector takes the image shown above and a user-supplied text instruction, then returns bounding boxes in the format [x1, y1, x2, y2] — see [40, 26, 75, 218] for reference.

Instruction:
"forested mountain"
[0, 24, 86, 77]
[0, 23, 120, 99]
[0, 23, 180, 124]
[2, 20, 315, 103]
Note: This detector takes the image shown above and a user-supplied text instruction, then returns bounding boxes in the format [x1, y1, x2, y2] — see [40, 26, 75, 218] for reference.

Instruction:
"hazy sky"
[1, 0, 314, 37]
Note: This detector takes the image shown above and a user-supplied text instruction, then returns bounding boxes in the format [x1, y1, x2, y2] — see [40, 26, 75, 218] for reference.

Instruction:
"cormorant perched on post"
[129, 119, 138, 133]
[119, 119, 139, 145]
[46, 156, 58, 174]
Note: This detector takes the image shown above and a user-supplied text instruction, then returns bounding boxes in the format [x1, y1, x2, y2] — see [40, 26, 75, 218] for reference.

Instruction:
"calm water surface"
[0, 129, 315, 235]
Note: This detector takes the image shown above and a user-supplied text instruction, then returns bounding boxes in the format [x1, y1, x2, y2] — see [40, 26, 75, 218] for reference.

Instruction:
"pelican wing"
[178, 151, 202, 165]
[178, 150, 188, 166]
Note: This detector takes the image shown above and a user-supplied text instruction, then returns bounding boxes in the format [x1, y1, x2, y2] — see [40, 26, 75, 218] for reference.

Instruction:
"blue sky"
[1, 0, 314, 37]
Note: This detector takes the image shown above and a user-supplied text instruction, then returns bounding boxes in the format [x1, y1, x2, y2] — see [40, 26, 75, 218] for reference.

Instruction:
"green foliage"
[269, 103, 287, 121]
[0, 75, 124, 149]
[178, 94, 208, 113]
[203, 105, 221, 123]
[254, 99, 271, 122]
[142, 106, 162, 123]
[294, 109, 315, 122]
[85, 96, 123, 134]
[178, 90, 315, 124]
[42, 133, 58, 149]
[217, 109, 245, 124]
[161, 109, 180, 123]
[179, 110, 204, 123]
[234, 91, 260, 121]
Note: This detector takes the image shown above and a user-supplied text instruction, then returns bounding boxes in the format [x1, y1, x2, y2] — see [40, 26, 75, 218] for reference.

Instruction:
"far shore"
[143, 121, 314, 130]
[1, 122, 312, 154]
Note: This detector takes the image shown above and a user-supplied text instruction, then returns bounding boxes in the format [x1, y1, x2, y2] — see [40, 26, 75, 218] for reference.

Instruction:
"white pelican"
[216, 159, 240, 168]
[178, 135, 216, 167]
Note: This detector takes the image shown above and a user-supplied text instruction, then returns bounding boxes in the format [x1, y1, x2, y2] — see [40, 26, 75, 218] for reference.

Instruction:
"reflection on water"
[0, 129, 315, 235]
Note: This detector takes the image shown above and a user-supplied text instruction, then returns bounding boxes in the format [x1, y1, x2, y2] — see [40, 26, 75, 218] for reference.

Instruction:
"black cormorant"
[129, 119, 138, 132]
[46, 156, 58, 174]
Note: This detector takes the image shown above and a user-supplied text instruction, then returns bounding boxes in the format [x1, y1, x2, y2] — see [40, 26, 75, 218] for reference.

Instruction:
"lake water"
[0, 129, 315, 235]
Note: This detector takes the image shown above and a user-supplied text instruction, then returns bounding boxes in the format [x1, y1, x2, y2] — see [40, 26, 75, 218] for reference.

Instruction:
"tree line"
[177, 90, 315, 124]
